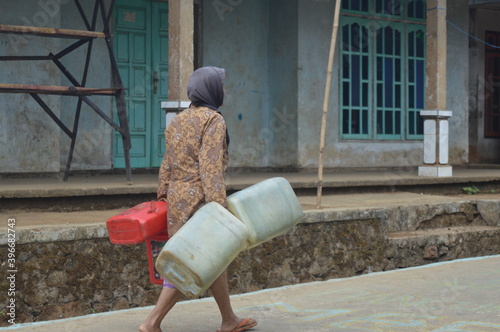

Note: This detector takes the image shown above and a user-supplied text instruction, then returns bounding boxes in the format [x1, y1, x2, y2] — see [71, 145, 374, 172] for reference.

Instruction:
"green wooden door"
[113, 0, 168, 168]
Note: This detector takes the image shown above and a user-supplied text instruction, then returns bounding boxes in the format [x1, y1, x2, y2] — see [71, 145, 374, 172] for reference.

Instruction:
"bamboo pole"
[317, 0, 342, 209]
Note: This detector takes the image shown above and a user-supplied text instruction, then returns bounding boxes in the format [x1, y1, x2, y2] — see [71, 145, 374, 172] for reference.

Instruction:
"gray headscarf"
[187, 66, 229, 145]
[187, 66, 225, 110]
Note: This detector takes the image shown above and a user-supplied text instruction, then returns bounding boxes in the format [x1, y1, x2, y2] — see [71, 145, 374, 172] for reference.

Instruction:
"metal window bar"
[340, 1, 426, 141]
[407, 27, 425, 138]
[340, 19, 371, 139]
[375, 24, 403, 139]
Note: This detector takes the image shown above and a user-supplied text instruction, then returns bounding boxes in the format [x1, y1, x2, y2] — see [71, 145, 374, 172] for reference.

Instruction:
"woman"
[139, 66, 257, 332]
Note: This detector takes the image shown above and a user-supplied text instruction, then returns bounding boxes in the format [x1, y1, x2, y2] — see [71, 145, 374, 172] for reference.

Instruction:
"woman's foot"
[138, 321, 162, 332]
[217, 317, 257, 332]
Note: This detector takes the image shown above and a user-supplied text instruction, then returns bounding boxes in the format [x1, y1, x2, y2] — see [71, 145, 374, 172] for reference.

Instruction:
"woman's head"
[187, 66, 225, 110]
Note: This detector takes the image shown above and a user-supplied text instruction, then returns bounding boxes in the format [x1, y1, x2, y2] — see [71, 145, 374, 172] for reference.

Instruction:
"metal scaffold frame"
[0, 0, 132, 182]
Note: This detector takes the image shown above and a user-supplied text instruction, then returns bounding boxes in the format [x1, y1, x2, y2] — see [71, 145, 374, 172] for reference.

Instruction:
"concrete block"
[418, 165, 453, 177]
[420, 110, 452, 118]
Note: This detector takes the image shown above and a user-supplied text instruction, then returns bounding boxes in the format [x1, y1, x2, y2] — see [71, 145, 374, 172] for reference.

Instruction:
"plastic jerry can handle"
[148, 201, 158, 214]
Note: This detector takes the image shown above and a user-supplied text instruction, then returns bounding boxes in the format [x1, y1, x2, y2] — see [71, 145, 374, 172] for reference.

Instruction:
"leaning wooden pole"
[317, 0, 342, 209]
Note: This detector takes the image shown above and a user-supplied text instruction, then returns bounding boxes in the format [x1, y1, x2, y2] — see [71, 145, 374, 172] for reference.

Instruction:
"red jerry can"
[106, 201, 169, 285]
[106, 201, 168, 245]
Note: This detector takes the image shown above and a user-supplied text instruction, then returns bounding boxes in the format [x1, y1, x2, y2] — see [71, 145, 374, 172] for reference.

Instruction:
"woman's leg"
[139, 286, 183, 332]
[210, 270, 256, 332]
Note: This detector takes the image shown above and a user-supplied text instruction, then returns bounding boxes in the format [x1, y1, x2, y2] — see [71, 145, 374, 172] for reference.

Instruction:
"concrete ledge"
[418, 165, 453, 177]
[2, 169, 500, 199]
[2, 224, 108, 245]
[2, 196, 500, 245]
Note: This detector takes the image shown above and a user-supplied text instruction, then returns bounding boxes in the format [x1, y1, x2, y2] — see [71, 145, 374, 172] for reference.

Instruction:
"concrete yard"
[2, 255, 500, 332]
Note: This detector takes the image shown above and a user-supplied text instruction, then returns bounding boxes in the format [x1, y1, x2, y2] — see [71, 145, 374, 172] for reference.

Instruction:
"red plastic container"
[106, 201, 168, 245]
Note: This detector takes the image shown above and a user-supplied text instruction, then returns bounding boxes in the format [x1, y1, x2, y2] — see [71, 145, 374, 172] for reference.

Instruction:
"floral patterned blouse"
[157, 106, 228, 236]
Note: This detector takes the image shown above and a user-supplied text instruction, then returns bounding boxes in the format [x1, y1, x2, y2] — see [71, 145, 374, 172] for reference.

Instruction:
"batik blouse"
[157, 106, 228, 236]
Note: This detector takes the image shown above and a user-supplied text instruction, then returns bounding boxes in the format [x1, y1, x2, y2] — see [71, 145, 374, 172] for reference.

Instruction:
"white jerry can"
[227, 177, 303, 248]
[155, 202, 249, 298]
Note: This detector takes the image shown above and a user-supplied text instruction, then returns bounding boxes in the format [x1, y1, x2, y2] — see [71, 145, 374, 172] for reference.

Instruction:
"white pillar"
[161, 101, 191, 128]
[419, 0, 451, 177]
[418, 110, 453, 177]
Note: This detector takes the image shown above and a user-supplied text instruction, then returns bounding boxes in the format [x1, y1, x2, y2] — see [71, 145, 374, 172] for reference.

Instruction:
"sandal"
[217, 318, 257, 332]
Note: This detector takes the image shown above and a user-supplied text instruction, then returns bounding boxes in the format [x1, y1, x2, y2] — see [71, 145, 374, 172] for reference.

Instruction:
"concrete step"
[386, 226, 500, 269]
[3, 193, 500, 244]
[389, 225, 500, 240]
[2, 168, 500, 212]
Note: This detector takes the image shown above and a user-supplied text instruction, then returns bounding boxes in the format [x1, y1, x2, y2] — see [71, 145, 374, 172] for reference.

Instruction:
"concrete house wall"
[448, 0, 471, 164]
[302, 0, 470, 168]
[0, 1, 62, 173]
[203, 0, 471, 169]
[202, 0, 300, 169]
[0, 0, 496, 175]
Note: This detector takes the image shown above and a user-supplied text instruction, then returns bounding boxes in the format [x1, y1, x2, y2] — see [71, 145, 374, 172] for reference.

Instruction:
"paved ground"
[2, 255, 500, 332]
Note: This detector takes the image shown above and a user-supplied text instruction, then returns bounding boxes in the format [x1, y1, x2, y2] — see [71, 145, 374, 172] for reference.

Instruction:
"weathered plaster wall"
[469, 7, 500, 163]
[0, 1, 114, 175]
[202, 0, 300, 169]
[202, 0, 270, 168]
[297, 0, 337, 168]
[267, 0, 299, 168]
[447, 0, 470, 164]
[0, 1, 62, 173]
[58, 1, 114, 170]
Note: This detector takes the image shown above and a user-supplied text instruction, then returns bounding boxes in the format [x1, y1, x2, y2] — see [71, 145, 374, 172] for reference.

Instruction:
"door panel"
[114, 0, 168, 168]
[152, 3, 169, 166]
